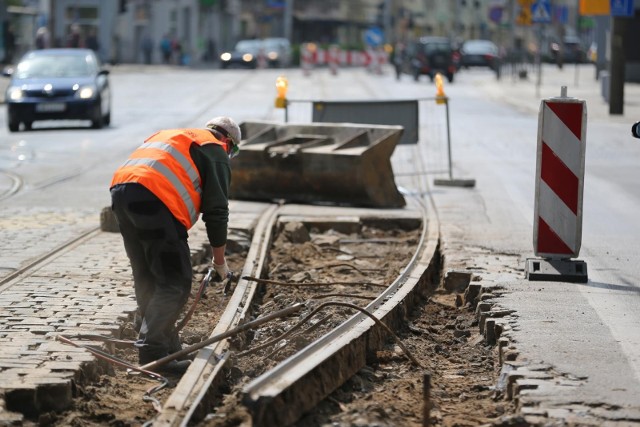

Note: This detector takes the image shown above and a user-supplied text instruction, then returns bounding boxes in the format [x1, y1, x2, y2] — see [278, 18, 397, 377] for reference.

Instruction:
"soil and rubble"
[17, 220, 520, 427]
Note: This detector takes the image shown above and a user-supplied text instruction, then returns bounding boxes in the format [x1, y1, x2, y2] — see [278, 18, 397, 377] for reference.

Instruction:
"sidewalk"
[484, 62, 640, 124]
[425, 62, 640, 425]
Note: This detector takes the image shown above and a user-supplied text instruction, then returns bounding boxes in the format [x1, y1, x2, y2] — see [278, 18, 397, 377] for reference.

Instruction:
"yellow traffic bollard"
[275, 76, 288, 109]
[435, 73, 446, 105]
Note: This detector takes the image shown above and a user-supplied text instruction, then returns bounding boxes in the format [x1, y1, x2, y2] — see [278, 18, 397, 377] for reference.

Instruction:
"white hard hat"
[205, 116, 241, 146]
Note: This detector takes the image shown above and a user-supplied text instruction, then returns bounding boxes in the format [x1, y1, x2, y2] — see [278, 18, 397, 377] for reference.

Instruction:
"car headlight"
[267, 51, 278, 60]
[7, 86, 24, 101]
[220, 52, 231, 61]
[242, 53, 253, 62]
[76, 85, 96, 99]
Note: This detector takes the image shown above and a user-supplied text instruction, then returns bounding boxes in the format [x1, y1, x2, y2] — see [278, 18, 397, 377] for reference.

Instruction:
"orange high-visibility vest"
[111, 128, 225, 229]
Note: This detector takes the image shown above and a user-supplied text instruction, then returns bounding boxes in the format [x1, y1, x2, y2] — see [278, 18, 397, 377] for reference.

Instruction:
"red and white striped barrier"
[301, 43, 315, 76]
[527, 87, 588, 282]
[328, 45, 339, 75]
[299, 46, 389, 71]
[533, 90, 587, 258]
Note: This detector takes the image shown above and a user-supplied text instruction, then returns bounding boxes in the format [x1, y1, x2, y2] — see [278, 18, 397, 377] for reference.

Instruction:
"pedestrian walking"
[85, 28, 99, 53]
[160, 34, 172, 64]
[109, 117, 241, 374]
[35, 26, 50, 49]
[66, 23, 82, 48]
[3, 22, 16, 64]
[393, 42, 406, 80]
[141, 34, 153, 64]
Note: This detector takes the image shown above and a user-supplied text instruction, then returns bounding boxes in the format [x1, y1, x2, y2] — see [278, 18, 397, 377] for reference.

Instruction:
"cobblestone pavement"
[0, 211, 212, 422]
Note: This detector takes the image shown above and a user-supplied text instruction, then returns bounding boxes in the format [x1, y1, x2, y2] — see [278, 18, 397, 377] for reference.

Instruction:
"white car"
[262, 38, 292, 68]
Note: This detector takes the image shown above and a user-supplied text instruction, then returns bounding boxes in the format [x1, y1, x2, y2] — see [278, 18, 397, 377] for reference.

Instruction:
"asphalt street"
[1, 60, 639, 425]
[430, 63, 640, 424]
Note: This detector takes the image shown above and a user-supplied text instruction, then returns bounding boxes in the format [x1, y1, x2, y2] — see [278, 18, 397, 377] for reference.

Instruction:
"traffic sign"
[611, 0, 634, 16]
[532, 0, 552, 23]
[364, 27, 384, 47]
[489, 6, 504, 23]
[554, 5, 569, 23]
[579, 0, 610, 15]
[516, 0, 533, 25]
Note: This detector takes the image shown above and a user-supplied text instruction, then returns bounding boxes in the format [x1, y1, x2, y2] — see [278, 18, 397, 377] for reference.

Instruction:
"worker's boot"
[167, 328, 195, 361]
[139, 347, 191, 375]
[157, 359, 191, 375]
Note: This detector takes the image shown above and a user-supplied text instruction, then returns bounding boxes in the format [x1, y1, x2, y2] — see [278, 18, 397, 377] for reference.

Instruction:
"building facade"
[0, 0, 637, 78]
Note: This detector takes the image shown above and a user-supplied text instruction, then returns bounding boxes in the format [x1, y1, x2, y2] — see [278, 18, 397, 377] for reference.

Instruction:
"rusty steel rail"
[0, 225, 101, 291]
[152, 204, 281, 426]
[152, 190, 437, 426]
[241, 192, 438, 426]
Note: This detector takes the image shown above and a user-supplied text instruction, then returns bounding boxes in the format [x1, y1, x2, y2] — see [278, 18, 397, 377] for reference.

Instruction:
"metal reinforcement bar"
[241, 193, 441, 426]
[153, 204, 281, 426]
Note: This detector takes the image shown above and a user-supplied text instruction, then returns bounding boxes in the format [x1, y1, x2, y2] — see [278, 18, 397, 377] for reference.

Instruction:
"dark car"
[2, 48, 111, 132]
[549, 36, 587, 64]
[407, 36, 456, 83]
[220, 39, 263, 69]
[460, 39, 500, 70]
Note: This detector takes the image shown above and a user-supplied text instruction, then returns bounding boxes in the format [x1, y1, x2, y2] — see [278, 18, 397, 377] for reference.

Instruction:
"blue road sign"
[532, 0, 552, 23]
[611, 0, 634, 16]
[364, 27, 384, 47]
[553, 5, 568, 24]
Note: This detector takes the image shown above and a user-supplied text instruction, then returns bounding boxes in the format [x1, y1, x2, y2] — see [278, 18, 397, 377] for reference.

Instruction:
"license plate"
[36, 103, 66, 112]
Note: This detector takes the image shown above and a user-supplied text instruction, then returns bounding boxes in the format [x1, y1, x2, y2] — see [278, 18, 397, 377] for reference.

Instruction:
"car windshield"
[235, 40, 263, 53]
[462, 41, 498, 54]
[420, 42, 451, 55]
[264, 38, 288, 48]
[16, 53, 95, 78]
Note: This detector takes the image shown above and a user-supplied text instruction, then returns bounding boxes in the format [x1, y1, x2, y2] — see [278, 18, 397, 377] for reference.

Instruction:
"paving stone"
[0, 214, 224, 418]
[0, 360, 41, 369]
[0, 410, 23, 423]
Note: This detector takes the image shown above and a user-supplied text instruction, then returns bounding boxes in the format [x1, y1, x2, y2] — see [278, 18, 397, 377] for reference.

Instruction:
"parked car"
[220, 38, 291, 69]
[548, 36, 587, 64]
[263, 37, 292, 68]
[3, 48, 111, 132]
[407, 36, 456, 83]
[220, 39, 263, 69]
[460, 39, 500, 70]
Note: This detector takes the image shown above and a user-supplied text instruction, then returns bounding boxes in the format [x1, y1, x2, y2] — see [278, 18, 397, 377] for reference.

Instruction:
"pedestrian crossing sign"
[532, 0, 552, 23]
[516, 0, 533, 25]
[611, 0, 634, 16]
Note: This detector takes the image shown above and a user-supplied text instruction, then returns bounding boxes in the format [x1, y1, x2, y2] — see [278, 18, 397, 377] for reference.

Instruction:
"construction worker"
[109, 116, 240, 374]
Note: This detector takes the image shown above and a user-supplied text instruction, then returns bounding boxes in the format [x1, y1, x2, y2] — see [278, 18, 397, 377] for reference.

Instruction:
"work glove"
[212, 260, 233, 281]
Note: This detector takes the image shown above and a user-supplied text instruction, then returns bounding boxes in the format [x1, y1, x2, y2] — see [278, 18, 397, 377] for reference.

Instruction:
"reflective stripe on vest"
[139, 142, 202, 196]
[119, 156, 199, 226]
[111, 129, 224, 229]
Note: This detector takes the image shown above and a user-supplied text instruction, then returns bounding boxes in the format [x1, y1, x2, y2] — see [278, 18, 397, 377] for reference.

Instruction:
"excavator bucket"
[230, 121, 405, 208]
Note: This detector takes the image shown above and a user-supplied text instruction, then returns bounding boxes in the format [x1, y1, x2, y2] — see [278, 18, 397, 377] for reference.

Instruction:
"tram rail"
[149, 190, 437, 426]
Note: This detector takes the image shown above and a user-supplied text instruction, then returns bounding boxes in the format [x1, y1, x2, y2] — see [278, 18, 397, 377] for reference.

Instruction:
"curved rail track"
[0, 170, 23, 202]
[0, 196, 437, 425]
[146, 190, 439, 426]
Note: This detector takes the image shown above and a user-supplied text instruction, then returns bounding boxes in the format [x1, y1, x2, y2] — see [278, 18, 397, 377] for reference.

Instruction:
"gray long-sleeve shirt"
[190, 143, 230, 247]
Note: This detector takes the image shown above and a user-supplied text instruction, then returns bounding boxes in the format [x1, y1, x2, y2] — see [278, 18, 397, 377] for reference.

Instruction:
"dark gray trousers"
[110, 183, 192, 362]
